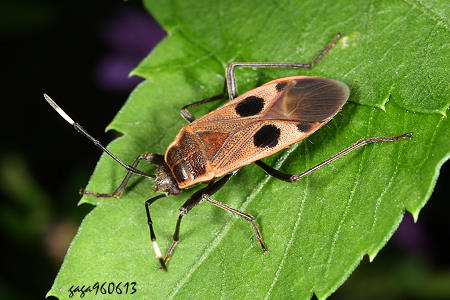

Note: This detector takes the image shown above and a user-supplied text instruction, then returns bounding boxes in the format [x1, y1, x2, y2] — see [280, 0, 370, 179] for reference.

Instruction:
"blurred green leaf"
[0, 2, 55, 36]
[335, 255, 450, 300]
[0, 154, 51, 241]
[48, 0, 449, 299]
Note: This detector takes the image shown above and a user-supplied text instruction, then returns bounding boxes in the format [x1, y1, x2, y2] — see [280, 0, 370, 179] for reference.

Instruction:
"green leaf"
[48, 0, 449, 299]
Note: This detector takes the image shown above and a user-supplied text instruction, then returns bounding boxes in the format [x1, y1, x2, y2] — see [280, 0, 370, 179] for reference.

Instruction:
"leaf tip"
[45, 290, 55, 299]
[128, 69, 137, 78]
[411, 210, 420, 222]
[368, 252, 377, 262]
[77, 196, 92, 206]
[105, 124, 113, 133]
[77, 199, 87, 206]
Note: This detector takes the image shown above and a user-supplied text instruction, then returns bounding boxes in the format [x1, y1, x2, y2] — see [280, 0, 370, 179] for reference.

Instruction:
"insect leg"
[145, 194, 168, 271]
[81, 153, 164, 198]
[254, 133, 413, 182]
[180, 83, 227, 122]
[163, 192, 203, 265]
[225, 32, 342, 100]
[203, 194, 267, 252]
[164, 170, 239, 265]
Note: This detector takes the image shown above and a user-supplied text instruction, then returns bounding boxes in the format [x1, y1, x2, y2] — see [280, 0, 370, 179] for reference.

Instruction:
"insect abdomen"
[165, 127, 214, 188]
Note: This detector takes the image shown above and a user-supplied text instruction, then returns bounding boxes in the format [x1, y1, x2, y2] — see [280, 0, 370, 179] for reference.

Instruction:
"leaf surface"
[48, 0, 449, 299]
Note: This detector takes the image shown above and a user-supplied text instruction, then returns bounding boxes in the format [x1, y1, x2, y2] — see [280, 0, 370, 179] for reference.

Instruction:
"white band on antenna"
[43, 93, 75, 125]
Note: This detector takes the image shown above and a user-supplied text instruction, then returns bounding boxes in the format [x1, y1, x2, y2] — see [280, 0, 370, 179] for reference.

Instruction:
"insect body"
[43, 33, 411, 271]
[164, 76, 349, 190]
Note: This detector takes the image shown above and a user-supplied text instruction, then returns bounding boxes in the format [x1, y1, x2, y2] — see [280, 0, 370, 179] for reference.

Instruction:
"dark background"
[1, 1, 448, 299]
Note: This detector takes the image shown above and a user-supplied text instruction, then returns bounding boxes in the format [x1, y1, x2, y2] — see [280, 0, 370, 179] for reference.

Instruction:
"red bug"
[43, 33, 411, 271]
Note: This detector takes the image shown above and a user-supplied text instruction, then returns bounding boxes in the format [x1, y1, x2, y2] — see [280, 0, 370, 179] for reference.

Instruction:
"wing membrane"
[264, 77, 349, 122]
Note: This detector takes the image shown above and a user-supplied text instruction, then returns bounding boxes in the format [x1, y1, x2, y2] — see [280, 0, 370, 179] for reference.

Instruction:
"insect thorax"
[165, 127, 215, 189]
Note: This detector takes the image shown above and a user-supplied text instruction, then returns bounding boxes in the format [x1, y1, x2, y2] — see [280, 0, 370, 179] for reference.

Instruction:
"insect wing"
[191, 76, 349, 177]
[263, 76, 349, 122]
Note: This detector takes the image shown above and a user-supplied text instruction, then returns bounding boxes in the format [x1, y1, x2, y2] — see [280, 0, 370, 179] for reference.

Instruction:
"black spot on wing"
[297, 123, 312, 132]
[275, 82, 288, 92]
[235, 96, 264, 117]
[254, 124, 280, 148]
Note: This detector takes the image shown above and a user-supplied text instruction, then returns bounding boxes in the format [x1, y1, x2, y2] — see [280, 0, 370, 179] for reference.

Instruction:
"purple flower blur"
[94, 7, 166, 91]
[393, 213, 428, 253]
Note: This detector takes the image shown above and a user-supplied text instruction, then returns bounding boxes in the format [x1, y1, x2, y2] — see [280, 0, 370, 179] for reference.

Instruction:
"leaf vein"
[167, 144, 300, 299]
[264, 142, 307, 300]
[323, 107, 375, 279]
[401, 0, 449, 30]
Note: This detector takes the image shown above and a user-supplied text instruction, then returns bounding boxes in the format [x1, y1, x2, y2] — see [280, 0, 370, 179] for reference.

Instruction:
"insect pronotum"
[43, 33, 412, 271]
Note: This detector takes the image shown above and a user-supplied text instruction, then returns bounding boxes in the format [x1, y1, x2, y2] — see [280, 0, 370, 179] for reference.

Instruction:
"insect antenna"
[43, 93, 155, 179]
